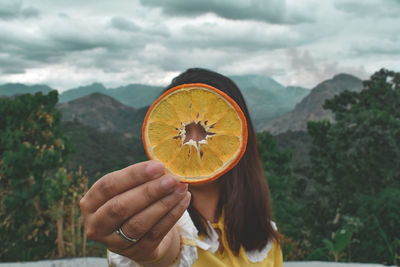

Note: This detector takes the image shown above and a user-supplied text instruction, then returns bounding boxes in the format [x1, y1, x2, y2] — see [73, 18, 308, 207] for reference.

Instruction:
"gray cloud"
[1, 13, 152, 66]
[0, 0, 399, 90]
[139, 0, 312, 24]
[0, 1, 39, 20]
[0, 55, 28, 74]
[110, 17, 141, 32]
[334, 0, 400, 18]
[176, 23, 311, 51]
[352, 37, 400, 55]
[286, 48, 369, 87]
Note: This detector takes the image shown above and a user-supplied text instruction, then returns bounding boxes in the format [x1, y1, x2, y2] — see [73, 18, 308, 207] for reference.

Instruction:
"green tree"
[43, 167, 89, 258]
[354, 188, 400, 264]
[306, 69, 400, 264]
[0, 91, 69, 260]
[257, 131, 308, 259]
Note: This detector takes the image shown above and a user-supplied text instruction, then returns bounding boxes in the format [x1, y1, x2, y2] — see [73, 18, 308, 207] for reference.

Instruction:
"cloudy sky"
[1, 0, 399, 91]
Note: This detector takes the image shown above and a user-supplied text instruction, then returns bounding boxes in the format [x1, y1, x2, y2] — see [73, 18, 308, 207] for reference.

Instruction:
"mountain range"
[0, 73, 364, 135]
[0, 83, 53, 96]
[58, 83, 163, 109]
[0, 74, 309, 131]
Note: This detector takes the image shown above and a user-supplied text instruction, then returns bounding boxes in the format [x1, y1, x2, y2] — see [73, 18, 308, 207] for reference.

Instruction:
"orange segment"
[190, 89, 216, 122]
[167, 144, 189, 177]
[147, 122, 179, 146]
[148, 100, 180, 126]
[206, 135, 241, 162]
[202, 98, 229, 126]
[153, 138, 181, 165]
[142, 83, 248, 184]
[211, 108, 242, 136]
[168, 144, 202, 177]
[199, 144, 223, 176]
[166, 90, 192, 124]
[185, 145, 202, 177]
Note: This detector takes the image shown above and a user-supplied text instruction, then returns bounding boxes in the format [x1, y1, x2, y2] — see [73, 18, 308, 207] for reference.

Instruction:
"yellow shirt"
[189, 216, 283, 267]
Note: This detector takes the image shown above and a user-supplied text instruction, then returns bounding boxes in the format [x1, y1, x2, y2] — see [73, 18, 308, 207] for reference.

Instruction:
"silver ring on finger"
[115, 226, 140, 244]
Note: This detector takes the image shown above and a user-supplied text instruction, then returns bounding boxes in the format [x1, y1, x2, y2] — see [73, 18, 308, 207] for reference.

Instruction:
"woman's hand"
[80, 160, 191, 265]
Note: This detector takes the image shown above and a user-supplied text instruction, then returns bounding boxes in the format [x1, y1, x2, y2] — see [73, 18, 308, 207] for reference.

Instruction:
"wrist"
[136, 227, 182, 267]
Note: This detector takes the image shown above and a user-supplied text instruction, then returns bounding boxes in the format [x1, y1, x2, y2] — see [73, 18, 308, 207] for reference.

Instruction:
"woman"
[80, 68, 283, 266]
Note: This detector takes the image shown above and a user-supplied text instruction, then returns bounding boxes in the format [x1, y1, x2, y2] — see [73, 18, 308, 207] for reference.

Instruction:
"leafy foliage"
[257, 131, 309, 260]
[306, 69, 400, 264]
[353, 188, 400, 264]
[43, 167, 89, 258]
[0, 91, 69, 260]
[0, 92, 99, 261]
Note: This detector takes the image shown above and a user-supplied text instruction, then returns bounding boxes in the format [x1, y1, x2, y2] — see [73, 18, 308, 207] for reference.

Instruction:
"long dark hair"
[165, 68, 280, 254]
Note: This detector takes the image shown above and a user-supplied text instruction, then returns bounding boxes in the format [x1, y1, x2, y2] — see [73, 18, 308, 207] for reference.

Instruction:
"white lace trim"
[200, 221, 219, 253]
[245, 221, 277, 263]
[245, 240, 273, 263]
[174, 210, 198, 267]
[108, 212, 277, 266]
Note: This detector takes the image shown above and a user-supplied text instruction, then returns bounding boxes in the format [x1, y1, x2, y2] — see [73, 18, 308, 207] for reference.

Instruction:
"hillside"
[57, 92, 147, 136]
[262, 74, 363, 134]
[63, 121, 147, 182]
[273, 130, 313, 167]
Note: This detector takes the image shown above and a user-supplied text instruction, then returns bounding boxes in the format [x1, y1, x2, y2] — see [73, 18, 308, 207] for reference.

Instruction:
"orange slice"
[142, 83, 248, 184]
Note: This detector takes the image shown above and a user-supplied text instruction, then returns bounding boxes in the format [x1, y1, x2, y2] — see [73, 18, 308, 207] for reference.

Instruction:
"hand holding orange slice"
[142, 83, 248, 184]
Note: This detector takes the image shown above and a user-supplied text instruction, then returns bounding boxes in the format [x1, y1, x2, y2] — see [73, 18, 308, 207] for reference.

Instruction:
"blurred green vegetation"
[63, 121, 147, 185]
[0, 69, 399, 264]
[0, 91, 67, 260]
[258, 69, 400, 265]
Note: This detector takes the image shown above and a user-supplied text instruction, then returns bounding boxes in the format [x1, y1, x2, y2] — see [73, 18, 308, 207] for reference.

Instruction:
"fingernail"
[175, 183, 188, 194]
[179, 192, 191, 206]
[161, 176, 178, 189]
[146, 161, 164, 177]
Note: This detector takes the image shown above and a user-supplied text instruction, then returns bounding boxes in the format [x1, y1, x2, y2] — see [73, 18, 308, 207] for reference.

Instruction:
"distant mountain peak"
[312, 73, 362, 94]
[332, 73, 361, 81]
[61, 92, 133, 110]
[74, 82, 107, 91]
[262, 73, 363, 135]
[57, 93, 143, 134]
[86, 92, 114, 100]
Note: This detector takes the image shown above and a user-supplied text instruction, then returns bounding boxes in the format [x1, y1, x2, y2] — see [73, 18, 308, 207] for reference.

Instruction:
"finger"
[117, 192, 191, 258]
[80, 160, 164, 213]
[106, 183, 188, 251]
[88, 173, 181, 237]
